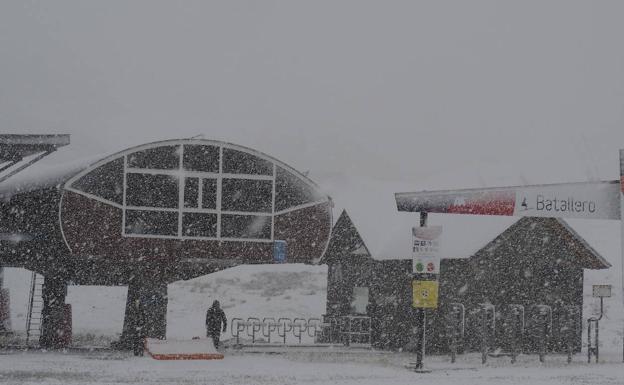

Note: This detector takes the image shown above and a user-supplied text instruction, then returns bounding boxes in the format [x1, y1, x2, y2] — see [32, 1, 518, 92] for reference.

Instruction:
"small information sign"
[412, 280, 439, 308]
[412, 226, 442, 274]
[592, 284, 612, 298]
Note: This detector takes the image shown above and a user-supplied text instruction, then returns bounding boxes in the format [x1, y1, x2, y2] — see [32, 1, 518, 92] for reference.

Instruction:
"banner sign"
[412, 280, 439, 308]
[412, 226, 442, 274]
[396, 181, 621, 220]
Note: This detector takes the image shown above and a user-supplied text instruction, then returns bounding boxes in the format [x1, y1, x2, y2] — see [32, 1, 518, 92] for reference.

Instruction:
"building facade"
[323, 211, 610, 354]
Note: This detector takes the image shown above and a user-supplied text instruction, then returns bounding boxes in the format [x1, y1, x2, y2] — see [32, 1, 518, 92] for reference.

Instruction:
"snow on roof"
[0, 146, 104, 198]
[324, 173, 517, 260]
[323, 172, 617, 265]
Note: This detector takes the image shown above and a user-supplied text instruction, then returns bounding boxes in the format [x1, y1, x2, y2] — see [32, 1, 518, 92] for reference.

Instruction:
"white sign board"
[412, 226, 442, 274]
[512, 183, 620, 220]
[593, 284, 612, 298]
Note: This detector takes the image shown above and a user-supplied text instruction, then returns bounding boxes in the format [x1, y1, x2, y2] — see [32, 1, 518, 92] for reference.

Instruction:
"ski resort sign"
[396, 181, 620, 220]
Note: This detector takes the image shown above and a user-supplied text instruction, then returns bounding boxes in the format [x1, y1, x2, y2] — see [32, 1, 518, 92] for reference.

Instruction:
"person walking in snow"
[206, 300, 227, 349]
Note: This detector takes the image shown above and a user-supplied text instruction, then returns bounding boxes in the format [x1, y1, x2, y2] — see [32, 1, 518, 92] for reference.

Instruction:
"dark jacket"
[206, 305, 227, 334]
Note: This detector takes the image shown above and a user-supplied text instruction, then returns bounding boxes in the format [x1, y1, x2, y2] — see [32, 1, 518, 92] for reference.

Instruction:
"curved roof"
[64, 138, 326, 198]
[57, 139, 332, 264]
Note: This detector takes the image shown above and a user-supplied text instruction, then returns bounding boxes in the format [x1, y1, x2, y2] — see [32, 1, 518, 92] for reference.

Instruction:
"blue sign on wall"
[273, 240, 287, 263]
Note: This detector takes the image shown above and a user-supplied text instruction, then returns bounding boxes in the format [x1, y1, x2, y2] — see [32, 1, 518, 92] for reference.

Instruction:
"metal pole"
[619, 149, 624, 363]
[482, 307, 487, 365]
[588, 321, 591, 364]
[596, 319, 600, 363]
[414, 211, 428, 370]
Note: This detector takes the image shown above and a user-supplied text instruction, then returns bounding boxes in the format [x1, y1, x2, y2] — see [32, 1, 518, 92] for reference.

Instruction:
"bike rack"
[292, 318, 308, 344]
[530, 305, 552, 363]
[560, 306, 580, 364]
[446, 303, 465, 363]
[479, 304, 496, 364]
[246, 317, 261, 344]
[506, 304, 524, 364]
[228, 316, 370, 346]
[262, 317, 277, 343]
[231, 318, 245, 345]
[277, 318, 293, 344]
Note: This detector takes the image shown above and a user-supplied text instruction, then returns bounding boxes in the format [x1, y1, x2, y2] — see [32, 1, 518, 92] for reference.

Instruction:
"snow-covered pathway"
[1, 349, 624, 385]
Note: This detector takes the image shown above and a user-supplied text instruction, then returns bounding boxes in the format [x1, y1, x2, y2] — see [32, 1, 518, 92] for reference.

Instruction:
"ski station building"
[0, 135, 614, 356]
[0, 138, 332, 348]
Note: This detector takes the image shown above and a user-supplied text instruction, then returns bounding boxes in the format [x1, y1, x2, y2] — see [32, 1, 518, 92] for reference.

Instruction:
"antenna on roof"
[190, 134, 205, 139]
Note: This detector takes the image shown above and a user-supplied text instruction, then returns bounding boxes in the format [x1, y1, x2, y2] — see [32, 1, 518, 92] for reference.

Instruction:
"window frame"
[64, 141, 329, 243]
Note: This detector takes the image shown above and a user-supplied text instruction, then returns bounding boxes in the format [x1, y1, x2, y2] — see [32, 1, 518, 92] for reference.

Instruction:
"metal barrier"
[445, 303, 465, 363]
[307, 318, 322, 339]
[341, 316, 371, 346]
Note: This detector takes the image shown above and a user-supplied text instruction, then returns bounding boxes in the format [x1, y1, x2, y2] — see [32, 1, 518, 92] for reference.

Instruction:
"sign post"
[588, 284, 611, 363]
[410, 213, 441, 371]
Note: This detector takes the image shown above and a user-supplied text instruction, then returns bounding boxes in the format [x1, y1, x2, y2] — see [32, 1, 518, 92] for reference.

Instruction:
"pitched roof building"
[323, 211, 610, 353]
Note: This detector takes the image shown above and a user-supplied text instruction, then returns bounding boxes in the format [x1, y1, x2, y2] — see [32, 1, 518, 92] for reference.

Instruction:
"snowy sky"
[2, 1, 624, 190]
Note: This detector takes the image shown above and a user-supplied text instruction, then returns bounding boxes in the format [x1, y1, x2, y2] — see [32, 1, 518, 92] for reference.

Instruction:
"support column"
[40, 277, 69, 349]
[119, 277, 168, 349]
[0, 267, 11, 333]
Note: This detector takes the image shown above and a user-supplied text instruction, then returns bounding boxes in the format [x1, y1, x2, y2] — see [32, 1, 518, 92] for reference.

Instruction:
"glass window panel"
[182, 212, 217, 237]
[127, 145, 180, 170]
[124, 210, 178, 236]
[184, 177, 199, 208]
[222, 148, 272, 175]
[275, 166, 322, 211]
[221, 179, 272, 213]
[126, 173, 179, 208]
[183, 145, 219, 172]
[202, 179, 217, 209]
[71, 158, 124, 204]
[221, 214, 271, 239]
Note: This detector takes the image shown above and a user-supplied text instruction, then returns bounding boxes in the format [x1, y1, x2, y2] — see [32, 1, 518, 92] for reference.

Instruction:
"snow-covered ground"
[1, 349, 624, 385]
[2, 238, 624, 384]
[4, 263, 328, 345]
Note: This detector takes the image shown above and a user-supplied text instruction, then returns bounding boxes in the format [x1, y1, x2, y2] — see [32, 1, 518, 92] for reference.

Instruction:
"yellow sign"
[412, 280, 439, 308]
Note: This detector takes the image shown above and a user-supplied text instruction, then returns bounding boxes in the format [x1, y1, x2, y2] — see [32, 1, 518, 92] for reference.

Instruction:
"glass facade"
[68, 141, 328, 242]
